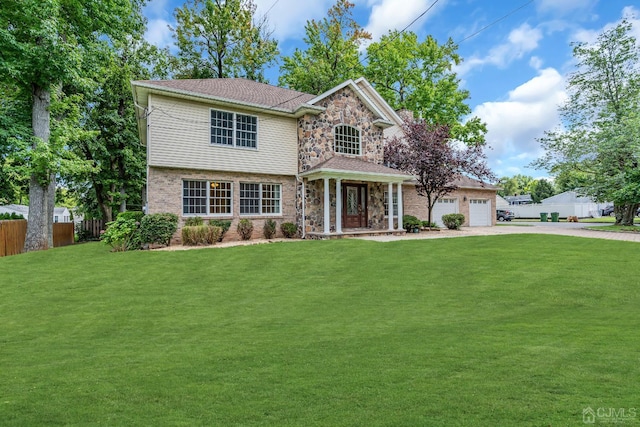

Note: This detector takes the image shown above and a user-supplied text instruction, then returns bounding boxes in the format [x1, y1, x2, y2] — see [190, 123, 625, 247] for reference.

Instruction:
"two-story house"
[131, 77, 496, 241]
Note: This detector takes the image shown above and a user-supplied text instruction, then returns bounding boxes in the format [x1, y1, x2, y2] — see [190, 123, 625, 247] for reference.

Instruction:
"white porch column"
[335, 179, 342, 234]
[323, 177, 331, 234]
[397, 182, 404, 231]
[388, 182, 394, 231]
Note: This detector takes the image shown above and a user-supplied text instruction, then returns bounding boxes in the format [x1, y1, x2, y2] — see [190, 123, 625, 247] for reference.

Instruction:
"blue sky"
[142, 0, 640, 180]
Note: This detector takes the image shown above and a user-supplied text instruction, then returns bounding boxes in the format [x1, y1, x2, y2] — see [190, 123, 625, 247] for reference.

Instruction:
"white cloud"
[529, 56, 543, 69]
[145, 18, 173, 49]
[362, 0, 449, 42]
[455, 23, 543, 76]
[471, 68, 567, 175]
[571, 6, 640, 45]
[253, 0, 335, 41]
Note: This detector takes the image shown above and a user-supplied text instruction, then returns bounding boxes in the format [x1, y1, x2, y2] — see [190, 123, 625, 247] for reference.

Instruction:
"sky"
[142, 0, 640, 180]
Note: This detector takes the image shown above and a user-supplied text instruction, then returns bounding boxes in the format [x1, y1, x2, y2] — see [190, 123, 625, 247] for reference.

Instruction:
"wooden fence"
[0, 220, 75, 257]
[78, 219, 107, 240]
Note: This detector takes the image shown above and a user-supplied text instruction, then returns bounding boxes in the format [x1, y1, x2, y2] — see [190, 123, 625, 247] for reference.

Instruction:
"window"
[334, 125, 361, 155]
[211, 109, 257, 148]
[384, 191, 398, 217]
[183, 180, 232, 215]
[240, 183, 282, 215]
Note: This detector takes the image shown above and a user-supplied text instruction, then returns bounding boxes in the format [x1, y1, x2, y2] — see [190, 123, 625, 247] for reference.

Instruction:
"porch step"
[305, 229, 407, 240]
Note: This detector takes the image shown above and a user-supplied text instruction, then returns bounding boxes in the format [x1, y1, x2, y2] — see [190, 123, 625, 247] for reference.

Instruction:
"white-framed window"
[182, 180, 232, 216]
[438, 198, 456, 204]
[211, 109, 257, 149]
[384, 191, 398, 217]
[334, 125, 361, 155]
[240, 182, 282, 215]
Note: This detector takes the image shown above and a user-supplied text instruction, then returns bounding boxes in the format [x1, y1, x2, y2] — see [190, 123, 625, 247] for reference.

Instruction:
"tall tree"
[171, 0, 278, 81]
[530, 178, 556, 203]
[365, 31, 486, 145]
[385, 120, 495, 225]
[0, 0, 142, 251]
[496, 174, 535, 197]
[279, 0, 371, 94]
[534, 20, 640, 225]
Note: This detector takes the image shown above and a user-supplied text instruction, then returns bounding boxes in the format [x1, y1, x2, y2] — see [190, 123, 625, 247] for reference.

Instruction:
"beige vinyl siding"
[148, 94, 298, 176]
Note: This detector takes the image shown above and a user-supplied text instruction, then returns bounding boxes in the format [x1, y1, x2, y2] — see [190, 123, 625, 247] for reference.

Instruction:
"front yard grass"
[1, 236, 639, 426]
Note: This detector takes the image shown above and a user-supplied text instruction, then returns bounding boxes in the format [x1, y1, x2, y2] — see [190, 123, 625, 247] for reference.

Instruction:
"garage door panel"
[432, 198, 458, 227]
[469, 199, 491, 226]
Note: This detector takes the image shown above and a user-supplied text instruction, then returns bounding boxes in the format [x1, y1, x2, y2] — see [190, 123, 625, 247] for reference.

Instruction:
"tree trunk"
[24, 84, 52, 252]
[619, 204, 636, 226]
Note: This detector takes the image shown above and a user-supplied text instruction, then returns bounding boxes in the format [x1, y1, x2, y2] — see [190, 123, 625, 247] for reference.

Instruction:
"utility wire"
[456, 0, 534, 44]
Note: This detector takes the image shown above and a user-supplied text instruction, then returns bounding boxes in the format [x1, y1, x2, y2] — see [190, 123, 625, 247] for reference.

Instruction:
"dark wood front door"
[343, 184, 367, 228]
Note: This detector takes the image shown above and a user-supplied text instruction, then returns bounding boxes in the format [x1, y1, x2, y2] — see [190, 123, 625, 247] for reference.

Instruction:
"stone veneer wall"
[148, 167, 297, 242]
[403, 185, 497, 227]
[303, 179, 390, 233]
[297, 86, 385, 173]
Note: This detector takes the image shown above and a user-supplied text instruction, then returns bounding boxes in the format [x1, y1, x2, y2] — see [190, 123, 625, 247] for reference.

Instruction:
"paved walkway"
[355, 223, 640, 243]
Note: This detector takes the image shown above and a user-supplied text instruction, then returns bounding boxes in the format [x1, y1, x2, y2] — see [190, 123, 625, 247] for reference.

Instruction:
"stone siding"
[403, 185, 497, 227]
[298, 86, 385, 173]
[148, 167, 297, 242]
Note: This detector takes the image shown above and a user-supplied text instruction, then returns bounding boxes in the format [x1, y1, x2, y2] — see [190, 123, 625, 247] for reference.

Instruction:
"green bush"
[0, 213, 25, 220]
[181, 225, 222, 246]
[101, 216, 142, 252]
[403, 215, 421, 232]
[280, 222, 297, 238]
[263, 219, 277, 239]
[209, 219, 231, 242]
[442, 213, 465, 230]
[237, 219, 254, 240]
[140, 213, 178, 246]
[421, 220, 438, 229]
[116, 211, 144, 223]
[184, 216, 203, 226]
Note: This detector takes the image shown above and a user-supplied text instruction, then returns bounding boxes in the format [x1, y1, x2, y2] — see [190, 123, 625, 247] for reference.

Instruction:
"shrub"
[140, 213, 179, 246]
[421, 220, 438, 229]
[116, 211, 145, 223]
[403, 215, 421, 232]
[237, 219, 254, 240]
[184, 216, 203, 226]
[101, 216, 142, 251]
[280, 222, 297, 238]
[263, 219, 277, 239]
[0, 213, 25, 220]
[181, 225, 221, 245]
[442, 213, 465, 230]
[209, 219, 231, 241]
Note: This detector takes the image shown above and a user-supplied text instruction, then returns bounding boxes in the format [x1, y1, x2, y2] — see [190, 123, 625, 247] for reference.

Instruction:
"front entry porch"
[305, 227, 407, 240]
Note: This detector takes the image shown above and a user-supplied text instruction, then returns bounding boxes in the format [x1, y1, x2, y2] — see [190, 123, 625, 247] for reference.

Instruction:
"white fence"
[510, 203, 602, 219]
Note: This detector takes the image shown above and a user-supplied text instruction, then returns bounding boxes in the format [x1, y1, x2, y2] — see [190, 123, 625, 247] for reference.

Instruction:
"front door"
[343, 184, 367, 228]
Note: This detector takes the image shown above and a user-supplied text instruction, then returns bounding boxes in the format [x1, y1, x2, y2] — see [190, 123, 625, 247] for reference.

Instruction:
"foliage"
[182, 225, 222, 245]
[101, 216, 142, 252]
[496, 174, 535, 197]
[209, 219, 231, 242]
[116, 211, 145, 223]
[0, 212, 25, 220]
[280, 222, 298, 238]
[421, 220, 438, 228]
[140, 213, 179, 246]
[530, 179, 556, 203]
[385, 119, 495, 225]
[171, 0, 278, 81]
[364, 31, 485, 145]
[185, 216, 204, 226]
[279, 0, 370, 94]
[533, 20, 640, 225]
[237, 218, 254, 240]
[2, 237, 639, 425]
[402, 215, 421, 232]
[442, 213, 465, 230]
[263, 219, 277, 239]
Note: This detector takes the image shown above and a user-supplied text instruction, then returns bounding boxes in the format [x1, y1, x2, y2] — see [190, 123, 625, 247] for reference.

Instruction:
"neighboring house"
[0, 204, 71, 222]
[131, 77, 497, 241]
[504, 194, 533, 205]
[496, 195, 510, 210]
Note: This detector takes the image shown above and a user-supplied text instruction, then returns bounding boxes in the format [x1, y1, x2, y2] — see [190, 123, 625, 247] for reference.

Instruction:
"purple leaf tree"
[385, 119, 496, 225]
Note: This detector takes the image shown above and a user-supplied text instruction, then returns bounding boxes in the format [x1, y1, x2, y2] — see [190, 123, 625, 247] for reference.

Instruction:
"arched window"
[334, 125, 361, 155]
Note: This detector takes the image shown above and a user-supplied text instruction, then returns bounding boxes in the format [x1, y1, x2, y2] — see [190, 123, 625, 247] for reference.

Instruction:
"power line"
[456, 0, 534, 44]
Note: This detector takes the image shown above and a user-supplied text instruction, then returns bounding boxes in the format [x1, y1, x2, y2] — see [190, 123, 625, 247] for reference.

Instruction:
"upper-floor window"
[334, 125, 361, 155]
[211, 109, 257, 149]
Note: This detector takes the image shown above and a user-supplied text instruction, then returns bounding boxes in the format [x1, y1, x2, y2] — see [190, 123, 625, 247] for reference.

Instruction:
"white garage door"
[432, 198, 458, 227]
[469, 199, 491, 226]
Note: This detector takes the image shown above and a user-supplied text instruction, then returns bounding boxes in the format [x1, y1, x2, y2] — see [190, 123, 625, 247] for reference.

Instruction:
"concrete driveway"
[357, 221, 640, 243]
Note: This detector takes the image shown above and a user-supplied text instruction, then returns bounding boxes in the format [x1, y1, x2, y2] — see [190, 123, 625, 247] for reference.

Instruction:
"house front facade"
[131, 77, 496, 241]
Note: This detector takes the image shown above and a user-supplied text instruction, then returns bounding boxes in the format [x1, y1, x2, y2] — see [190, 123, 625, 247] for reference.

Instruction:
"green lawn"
[1, 236, 639, 426]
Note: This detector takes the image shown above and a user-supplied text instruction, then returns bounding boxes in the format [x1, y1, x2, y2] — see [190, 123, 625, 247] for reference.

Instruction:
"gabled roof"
[451, 175, 500, 191]
[300, 156, 411, 183]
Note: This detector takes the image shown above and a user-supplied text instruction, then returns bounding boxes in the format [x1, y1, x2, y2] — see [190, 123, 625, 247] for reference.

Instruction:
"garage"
[469, 199, 491, 226]
[432, 198, 458, 227]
